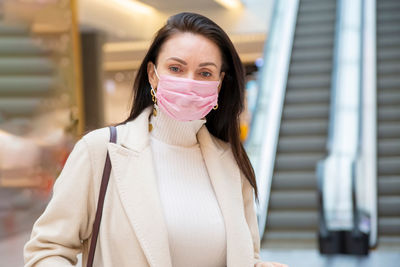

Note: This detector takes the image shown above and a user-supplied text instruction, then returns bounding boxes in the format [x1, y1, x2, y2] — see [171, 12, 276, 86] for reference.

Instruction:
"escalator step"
[269, 191, 318, 210]
[377, 1, 400, 11]
[289, 61, 332, 75]
[264, 230, 316, 240]
[272, 171, 317, 190]
[287, 75, 331, 89]
[293, 36, 334, 50]
[377, 24, 400, 36]
[378, 140, 400, 156]
[378, 49, 400, 61]
[0, 37, 47, 56]
[377, 11, 400, 24]
[378, 218, 400, 235]
[378, 106, 400, 121]
[296, 13, 335, 26]
[0, 76, 56, 96]
[0, 57, 55, 75]
[282, 104, 329, 120]
[378, 157, 400, 175]
[299, 1, 335, 13]
[0, 23, 30, 36]
[378, 92, 400, 105]
[379, 176, 400, 195]
[278, 136, 326, 153]
[0, 98, 44, 116]
[267, 210, 318, 230]
[290, 54, 333, 65]
[295, 23, 335, 36]
[378, 62, 400, 75]
[285, 88, 330, 104]
[378, 124, 400, 139]
[275, 153, 325, 171]
[378, 236, 400, 249]
[280, 120, 328, 136]
[378, 76, 400, 89]
[378, 35, 400, 48]
[378, 196, 400, 216]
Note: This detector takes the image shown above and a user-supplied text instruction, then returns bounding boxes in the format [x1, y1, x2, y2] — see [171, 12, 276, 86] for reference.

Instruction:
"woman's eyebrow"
[199, 62, 217, 68]
[166, 57, 217, 68]
[167, 57, 187, 65]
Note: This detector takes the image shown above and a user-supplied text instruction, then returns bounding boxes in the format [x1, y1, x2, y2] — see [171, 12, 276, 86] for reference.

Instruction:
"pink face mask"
[152, 65, 220, 121]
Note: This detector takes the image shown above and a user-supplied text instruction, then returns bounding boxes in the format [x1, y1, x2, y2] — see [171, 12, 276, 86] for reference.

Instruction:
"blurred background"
[0, 0, 399, 266]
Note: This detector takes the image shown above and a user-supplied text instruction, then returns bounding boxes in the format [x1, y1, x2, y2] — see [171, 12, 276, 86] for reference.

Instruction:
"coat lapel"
[197, 126, 254, 267]
[107, 106, 253, 267]
[107, 107, 173, 267]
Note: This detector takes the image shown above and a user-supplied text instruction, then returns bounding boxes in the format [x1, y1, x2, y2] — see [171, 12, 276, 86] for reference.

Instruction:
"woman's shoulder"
[209, 133, 230, 151]
[81, 107, 153, 153]
[81, 123, 127, 149]
[198, 125, 232, 157]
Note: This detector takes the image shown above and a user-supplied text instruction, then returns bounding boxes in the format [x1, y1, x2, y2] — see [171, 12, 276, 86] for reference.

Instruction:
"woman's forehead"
[157, 32, 223, 66]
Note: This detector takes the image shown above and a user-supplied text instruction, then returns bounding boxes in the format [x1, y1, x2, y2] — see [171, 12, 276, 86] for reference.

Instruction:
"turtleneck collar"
[149, 105, 206, 147]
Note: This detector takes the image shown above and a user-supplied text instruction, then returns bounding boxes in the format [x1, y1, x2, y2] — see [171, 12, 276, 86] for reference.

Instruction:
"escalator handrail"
[358, 0, 378, 247]
[316, 0, 343, 240]
[318, 0, 364, 238]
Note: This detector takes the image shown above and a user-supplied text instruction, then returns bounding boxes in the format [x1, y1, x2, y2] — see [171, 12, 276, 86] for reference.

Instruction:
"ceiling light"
[214, 0, 242, 10]
[113, 0, 156, 15]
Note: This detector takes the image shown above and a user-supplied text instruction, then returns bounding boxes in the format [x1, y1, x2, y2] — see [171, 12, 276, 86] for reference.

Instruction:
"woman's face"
[147, 32, 225, 92]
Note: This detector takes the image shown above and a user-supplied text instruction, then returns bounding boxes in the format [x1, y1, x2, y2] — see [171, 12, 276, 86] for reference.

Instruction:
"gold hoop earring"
[150, 85, 158, 117]
[213, 104, 218, 110]
[150, 85, 157, 104]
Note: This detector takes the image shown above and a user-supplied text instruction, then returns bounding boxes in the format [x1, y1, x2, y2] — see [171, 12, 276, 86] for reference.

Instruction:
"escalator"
[262, 0, 336, 249]
[376, 0, 400, 249]
[0, 21, 55, 119]
[0, 20, 57, 238]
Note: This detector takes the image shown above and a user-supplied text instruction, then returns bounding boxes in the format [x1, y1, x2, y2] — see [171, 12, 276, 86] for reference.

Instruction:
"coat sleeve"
[242, 175, 263, 266]
[23, 138, 96, 267]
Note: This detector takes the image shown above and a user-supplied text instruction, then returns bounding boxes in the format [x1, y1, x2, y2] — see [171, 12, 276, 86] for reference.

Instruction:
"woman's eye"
[201, 71, 212, 77]
[169, 66, 180, 72]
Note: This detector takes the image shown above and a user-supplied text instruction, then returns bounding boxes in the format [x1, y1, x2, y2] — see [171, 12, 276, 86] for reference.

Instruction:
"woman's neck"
[149, 105, 206, 147]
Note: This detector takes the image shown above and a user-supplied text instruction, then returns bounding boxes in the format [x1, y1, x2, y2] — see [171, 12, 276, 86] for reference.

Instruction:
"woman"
[24, 12, 287, 267]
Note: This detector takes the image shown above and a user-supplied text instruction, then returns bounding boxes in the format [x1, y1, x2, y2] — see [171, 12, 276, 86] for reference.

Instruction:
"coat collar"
[107, 106, 254, 267]
[116, 106, 229, 156]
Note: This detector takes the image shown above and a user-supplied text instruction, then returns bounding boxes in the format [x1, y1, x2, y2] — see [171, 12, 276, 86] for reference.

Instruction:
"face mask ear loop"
[217, 70, 224, 91]
[154, 64, 160, 80]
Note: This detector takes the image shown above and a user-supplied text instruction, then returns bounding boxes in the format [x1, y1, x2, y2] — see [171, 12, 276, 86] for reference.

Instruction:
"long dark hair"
[119, 12, 259, 203]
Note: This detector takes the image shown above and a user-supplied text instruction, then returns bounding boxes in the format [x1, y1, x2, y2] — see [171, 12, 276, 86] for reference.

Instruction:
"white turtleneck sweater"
[149, 105, 227, 267]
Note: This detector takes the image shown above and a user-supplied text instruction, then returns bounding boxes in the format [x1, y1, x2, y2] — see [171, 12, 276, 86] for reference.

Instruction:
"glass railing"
[245, 0, 300, 237]
[317, 0, 376, 254]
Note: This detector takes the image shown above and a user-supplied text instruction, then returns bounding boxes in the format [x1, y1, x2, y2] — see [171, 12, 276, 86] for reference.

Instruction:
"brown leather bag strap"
[87, 126, 117, 267]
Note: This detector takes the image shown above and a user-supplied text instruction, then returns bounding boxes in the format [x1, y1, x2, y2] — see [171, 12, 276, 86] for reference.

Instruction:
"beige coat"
[24, 107, 262, 267]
